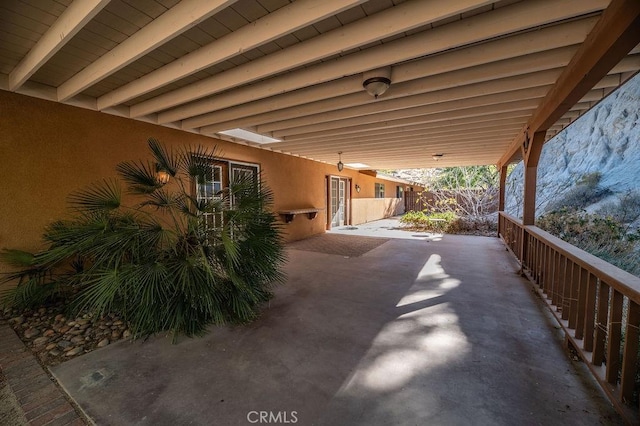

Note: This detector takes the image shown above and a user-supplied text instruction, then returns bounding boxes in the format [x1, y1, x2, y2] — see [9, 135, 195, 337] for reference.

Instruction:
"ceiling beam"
[271, 86, 549, 138]
[278, 107, 538, 142]
[204, 50, 571, 134]
[8, 0, 110, 91]
[184, 18, 596, 130]
[499, 0, 640, 167]
[258, 70, 561, 133]
[131, 0, 495, 118]
[272, 125, 524, 152]
[150, 0, 606, 122]
[56, 0, 237, 101]
[96, 0, 366, 110]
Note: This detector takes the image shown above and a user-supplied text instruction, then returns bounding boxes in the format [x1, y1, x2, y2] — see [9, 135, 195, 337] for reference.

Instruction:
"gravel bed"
[1, 304, 131, 366]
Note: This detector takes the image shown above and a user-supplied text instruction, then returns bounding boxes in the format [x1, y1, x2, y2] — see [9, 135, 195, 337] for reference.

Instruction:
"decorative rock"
[45, 343, 57, 351]
[68, 329, 84, 335]
[77, 319, 90, 325]
[111, 330, 122, 340]
[54, 314, 64, 321]
[49, 349, 61, 357]
[38, 307, 47, 314]
[79, 323, 91, 330]
[98, 325, 108, 330]
[59, 325, 71, 334]
[57, 340, 72, 349]
[67, 321, 76, 326]
[24, 328, 41, 339]
[84, 327, 94, 335]
[97, 338, 110, 348]
[70, 336, 85, 344]
[113, 320, 123, 326]
[10, 316, 25, 325]
[43, 329, 55, 337]
[65, 347, 83, 356]
[32, 336, 49, 346]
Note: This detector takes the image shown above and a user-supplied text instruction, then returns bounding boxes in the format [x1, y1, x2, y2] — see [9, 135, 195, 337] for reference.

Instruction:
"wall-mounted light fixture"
[355, 184, 361, 193]
[155, 164, 171, 185]
[337, 152, 344, 171]
[432, 153, 444, 161]
[362, 67, 391, 99]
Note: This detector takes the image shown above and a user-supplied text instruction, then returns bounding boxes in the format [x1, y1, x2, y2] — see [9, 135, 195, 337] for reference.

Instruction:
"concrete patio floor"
[51, 219, 621, 425]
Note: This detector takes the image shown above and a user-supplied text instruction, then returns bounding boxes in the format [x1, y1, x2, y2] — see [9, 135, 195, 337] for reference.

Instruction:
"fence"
[499, 211, 640, 424]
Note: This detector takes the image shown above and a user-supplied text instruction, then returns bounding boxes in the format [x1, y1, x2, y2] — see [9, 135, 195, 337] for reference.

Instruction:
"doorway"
[328, 176, 350, 229]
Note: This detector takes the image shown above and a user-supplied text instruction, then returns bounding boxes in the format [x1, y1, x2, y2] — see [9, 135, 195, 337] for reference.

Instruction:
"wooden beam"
[522, 131, 546, 225]
[183, 18, 595, 130]
[499, 0, 640, 167]
[131, 0, 495, 118]
[531, 0, 640, 132]
[57, 0, 237, 101]
[96, 0, 366, 110]
[8, 0, 110, 91]
[270, 86, 548, 138]
[142, 0, 606, 121]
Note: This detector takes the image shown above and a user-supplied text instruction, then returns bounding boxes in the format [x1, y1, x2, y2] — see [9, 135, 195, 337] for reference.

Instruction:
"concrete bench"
[278, 208, 324, 223]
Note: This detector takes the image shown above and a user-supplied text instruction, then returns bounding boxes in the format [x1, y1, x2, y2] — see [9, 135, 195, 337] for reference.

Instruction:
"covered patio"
[2, 0, 640, 424]
[50, 220, 620, 425]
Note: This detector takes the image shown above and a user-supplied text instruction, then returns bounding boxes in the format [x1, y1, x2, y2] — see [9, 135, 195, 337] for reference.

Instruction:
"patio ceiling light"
[363, 67, 391, 99]
[337, 152, 344, 171]
[432, 153, 444, 161]
[155, 164, 170, 185]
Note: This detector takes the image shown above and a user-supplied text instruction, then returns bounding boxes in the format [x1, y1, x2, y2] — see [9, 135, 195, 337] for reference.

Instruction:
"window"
[375, 183, 385, 198]
[396, 185, 403, 199]
[196, 164, 224, 232]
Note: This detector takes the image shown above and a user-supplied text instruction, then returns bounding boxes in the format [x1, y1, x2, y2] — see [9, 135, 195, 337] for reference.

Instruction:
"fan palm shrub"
[1, 138, 285, 339]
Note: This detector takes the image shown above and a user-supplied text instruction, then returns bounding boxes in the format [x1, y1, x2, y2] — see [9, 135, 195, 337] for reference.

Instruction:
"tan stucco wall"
[351, 198, 404, 225]
[0, 91, 417, 270]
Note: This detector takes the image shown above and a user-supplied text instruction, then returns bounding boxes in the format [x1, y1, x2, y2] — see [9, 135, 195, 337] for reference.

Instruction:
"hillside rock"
[505, 73, 640, 218]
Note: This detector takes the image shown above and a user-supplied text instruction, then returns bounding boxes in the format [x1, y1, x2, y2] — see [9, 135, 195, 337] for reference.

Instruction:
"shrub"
[546, 172, 611, 212]
[400, 210, 457, 232]
[537, 208, 639, 277]
[0, 139, 286, 339]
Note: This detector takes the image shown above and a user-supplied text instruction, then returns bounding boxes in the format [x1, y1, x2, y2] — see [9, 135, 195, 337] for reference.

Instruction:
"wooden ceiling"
[1, 0, 639, 169]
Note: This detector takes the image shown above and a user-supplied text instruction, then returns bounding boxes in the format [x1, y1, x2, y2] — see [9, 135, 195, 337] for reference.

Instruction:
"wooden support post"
[498, 164, 507, 212]
[606, 290, 623, 384]
[522, 130, 546, 226]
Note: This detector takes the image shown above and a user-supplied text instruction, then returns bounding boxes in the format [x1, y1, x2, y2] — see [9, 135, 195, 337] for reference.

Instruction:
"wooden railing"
[499, 212, 640, 424]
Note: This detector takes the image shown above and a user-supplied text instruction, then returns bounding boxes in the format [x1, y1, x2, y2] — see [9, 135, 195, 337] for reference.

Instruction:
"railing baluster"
[552, 249, 561, 308]
[593, 281, 609, 366]
[605, 289, 623, 385]
[561, 256, 573, 320]
[568, 261, 580, 329]
[575, 267, 588, 340]
[620, 301, 639, 404]
[498, 212, 640, 423]
[583, 273, 597, 351]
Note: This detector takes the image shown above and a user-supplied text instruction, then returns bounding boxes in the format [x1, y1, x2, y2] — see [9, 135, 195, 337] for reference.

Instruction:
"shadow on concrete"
[50, 223, 621, 425]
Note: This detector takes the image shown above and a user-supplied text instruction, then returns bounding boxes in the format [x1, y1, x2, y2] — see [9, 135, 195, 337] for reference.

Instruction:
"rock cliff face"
[505, 73, 640, 218]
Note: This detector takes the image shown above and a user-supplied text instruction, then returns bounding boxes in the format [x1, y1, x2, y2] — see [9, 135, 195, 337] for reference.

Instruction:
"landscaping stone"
[65, 347, 83, 356]
[1, 305, 131, 366]
[24, 328, 40, 339]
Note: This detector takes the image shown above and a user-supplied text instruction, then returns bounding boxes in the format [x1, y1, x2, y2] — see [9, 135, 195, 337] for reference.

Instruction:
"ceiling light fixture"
[432, 154, 444, 161]
[337, 152, 344, 171]
[362, 67, 391, 99]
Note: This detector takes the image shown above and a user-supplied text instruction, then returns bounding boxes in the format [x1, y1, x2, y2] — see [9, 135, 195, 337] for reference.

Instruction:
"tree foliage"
[1, 138, 286, 339]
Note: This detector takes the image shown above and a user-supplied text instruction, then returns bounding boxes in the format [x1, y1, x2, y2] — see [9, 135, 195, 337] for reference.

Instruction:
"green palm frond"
[1, 139, 285, 340]
[68, 179, 121, 212]
[148, 138, 179, 178]
[116, 160, 160, 194]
